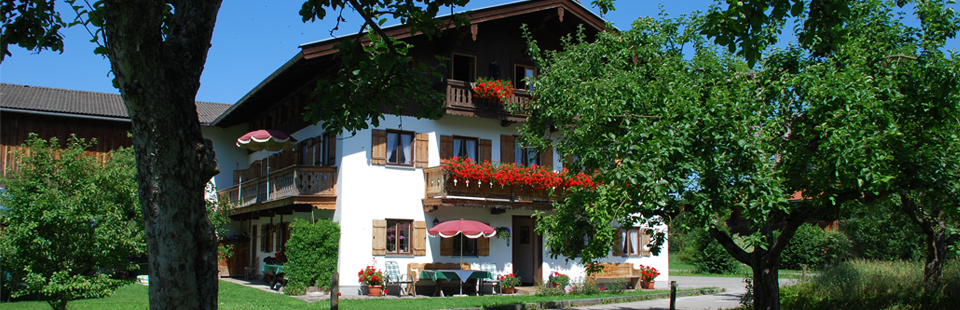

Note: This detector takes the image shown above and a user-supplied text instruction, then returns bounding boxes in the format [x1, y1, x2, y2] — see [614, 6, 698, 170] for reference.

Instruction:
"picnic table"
[419, 269, 494, 296]
[262, 264, 285, 290]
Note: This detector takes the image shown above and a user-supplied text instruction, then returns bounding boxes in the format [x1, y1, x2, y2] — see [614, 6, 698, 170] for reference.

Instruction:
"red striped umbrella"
[428, 218, 496, 238]
[236, 129, 298, 152]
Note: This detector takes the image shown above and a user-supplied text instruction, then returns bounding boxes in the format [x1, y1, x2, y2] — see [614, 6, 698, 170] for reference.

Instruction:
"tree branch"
[708, 226, 751, 264]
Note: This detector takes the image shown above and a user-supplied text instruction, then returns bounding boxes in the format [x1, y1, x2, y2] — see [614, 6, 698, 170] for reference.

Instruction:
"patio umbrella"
[428, 219, 496, 296]
[236, 129, 298, 152]
[235, 129, 298, 201]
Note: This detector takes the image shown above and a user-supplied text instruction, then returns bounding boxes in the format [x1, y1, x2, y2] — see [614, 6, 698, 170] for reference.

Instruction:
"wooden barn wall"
[1, 112, 133, 178]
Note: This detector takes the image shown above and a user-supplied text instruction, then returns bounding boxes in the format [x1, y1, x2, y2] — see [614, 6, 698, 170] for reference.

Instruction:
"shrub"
[535, 282, 565, 296]
[780, 224, 851, 270]
[840, 200, 925, 261]
[781, 259, 960, 310]
[0, 136, 144, 310]
[283, 219, 340, 295]
[569, 277, 602, 295]
[694, 232, 742, 274]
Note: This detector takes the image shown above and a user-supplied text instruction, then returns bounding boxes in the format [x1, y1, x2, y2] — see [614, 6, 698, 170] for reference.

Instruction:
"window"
[299, 134, 337, 166]
[386, 220, 412, 254]
[386, 130, 414, 166]
[452, 53, 476, 82]
[515, 139, 539, 166]
[515, 65, 536, 91]
[616, 227, 651, 257]
[452, 237, 479, 256]
[261, 224, 273, 253]
[453, 136, 478, 161]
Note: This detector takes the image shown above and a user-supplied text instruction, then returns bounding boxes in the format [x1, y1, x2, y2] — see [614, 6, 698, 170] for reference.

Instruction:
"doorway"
[512, 215, 542, 286]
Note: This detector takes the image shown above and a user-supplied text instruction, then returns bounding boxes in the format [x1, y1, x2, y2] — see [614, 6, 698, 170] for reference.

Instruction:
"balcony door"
[512, 215, 542, 286]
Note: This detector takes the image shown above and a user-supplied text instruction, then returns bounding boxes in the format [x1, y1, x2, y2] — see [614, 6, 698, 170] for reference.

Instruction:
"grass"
[669, 256, 804, 279]
[3, 280, 699, 310]
[780, 259, 960, 310]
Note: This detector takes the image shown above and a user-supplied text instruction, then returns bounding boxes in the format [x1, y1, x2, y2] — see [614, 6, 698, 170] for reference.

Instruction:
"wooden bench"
[407, 262, 470, 296]
[586, 262, 642, 288]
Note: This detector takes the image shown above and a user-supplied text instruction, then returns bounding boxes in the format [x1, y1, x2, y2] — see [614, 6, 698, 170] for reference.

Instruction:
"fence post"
[331, 272, 339, 310]
[670, 280, 678, 310]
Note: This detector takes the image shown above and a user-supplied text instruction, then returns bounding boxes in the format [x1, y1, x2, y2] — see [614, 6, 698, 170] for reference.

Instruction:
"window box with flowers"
[637, 264, 660, 289]
[472, 77, 514, 105]
[498, 274, 521, 294]
[438, 157, 597, 199]
[358, 266, 386, 296]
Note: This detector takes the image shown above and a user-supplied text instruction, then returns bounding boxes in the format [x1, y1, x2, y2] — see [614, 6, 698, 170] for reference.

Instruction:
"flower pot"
[641, 280, 654, 290]
[502, 287, 516, 294]
[368, 285, 383, 296]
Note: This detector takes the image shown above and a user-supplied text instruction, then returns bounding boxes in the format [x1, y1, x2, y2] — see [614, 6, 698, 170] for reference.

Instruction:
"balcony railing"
[423, 166, 562, 203]
[220, 165, 337, 208]
[436, 79, 532, 120]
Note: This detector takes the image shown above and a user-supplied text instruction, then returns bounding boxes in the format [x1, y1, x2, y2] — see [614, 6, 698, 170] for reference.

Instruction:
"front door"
[512, 215, 542, 286]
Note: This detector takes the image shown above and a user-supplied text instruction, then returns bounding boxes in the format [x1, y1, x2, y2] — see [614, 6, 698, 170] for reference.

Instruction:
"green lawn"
[669, 256, 805, 279]
[4, 280, 698, 310]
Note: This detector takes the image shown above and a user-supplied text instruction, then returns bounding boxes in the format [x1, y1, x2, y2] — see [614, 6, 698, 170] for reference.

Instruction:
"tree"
[518, 1, 959, 309]
[282, 218, 341, 296]
[1, 0, 476, 308]
[0, 135, 144, 310]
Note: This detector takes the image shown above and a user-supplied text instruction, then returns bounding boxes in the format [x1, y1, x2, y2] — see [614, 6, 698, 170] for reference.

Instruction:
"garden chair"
[385, 261, 414, 296]
[477, 262, 500, 295]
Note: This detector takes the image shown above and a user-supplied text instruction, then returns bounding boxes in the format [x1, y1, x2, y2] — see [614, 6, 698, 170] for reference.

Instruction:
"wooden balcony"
[219, 165, 338, 214]
[422, 166, 560, 212]
[436, 79, 532, 123]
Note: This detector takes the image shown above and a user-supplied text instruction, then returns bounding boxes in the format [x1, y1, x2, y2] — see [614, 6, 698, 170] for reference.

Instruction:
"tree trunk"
[750, 258, 781, 310]
[102, 0, 224, 309]
[923, 220, 947, 290]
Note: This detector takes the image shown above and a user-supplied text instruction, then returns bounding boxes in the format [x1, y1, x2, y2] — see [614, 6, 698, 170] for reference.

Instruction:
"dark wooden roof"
[212, 0, 607, 128]
[1, 83, 230, 124]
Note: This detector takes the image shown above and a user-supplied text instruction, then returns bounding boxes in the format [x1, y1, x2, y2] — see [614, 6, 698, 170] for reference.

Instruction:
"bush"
[535, 283, 566, 296]
[283, 219, 340, 295]
[841, 200, 925, 261]
[780, 224, 851, 270]
[694, 232, 742, 274]
[569, 277, 602, 295]
[781, 259, 960, 310]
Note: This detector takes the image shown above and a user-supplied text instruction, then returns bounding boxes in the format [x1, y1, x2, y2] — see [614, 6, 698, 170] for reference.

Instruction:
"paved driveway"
[565, 276, 794, 310]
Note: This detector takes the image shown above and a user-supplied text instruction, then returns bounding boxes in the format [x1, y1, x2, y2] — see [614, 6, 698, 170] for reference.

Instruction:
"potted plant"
[358, 266, 385, 296]
[548, 271, 570, 289]
[498, 273, 521, 294]
[496, 226, 512, 245]
[638, 264, 660, 289]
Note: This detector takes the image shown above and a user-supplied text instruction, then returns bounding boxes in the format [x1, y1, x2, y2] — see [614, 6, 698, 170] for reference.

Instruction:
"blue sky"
[0, 0, 956, 105]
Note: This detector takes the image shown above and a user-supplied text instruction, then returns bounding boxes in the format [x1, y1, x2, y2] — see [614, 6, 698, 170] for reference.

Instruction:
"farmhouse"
[212, 0, 669, 295]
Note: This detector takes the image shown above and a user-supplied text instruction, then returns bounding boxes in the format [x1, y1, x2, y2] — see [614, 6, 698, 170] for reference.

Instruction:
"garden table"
[419, 269, 493, 296]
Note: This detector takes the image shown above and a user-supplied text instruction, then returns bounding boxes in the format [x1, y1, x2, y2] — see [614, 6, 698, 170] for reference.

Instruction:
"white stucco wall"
[202, 124, 252, 190]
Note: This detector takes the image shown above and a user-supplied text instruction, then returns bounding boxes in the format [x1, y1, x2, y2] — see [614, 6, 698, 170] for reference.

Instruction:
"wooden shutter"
[479, 139, 492, 163]
[612, 228, 622, 256]
[440, 237, 454, 256]
[371, 129, 387, 165]
[439, 135, 453, 160]
[500, 135, 515, 164]
[641, 228, 651, 257]
[326, 134, 337, 166]
[478, 237, 490, 256]
[372, 219, 387, 255]
[541, 140, 553, 169]
[415, 133, 429, 168]
[413, 221, 427, 256]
